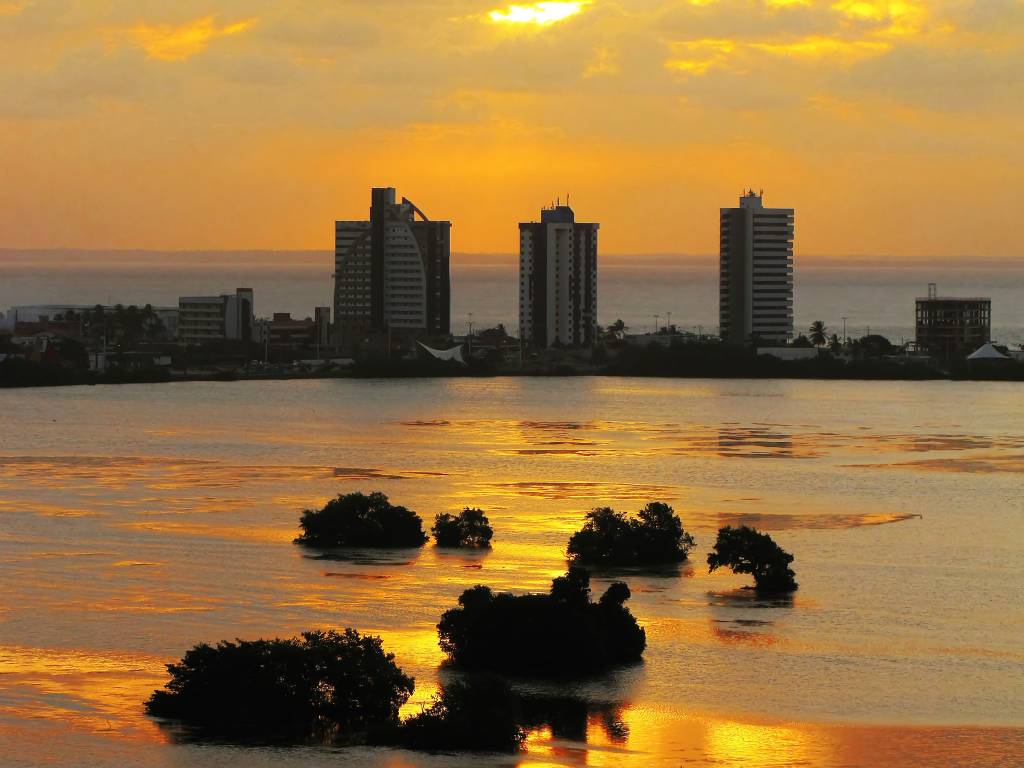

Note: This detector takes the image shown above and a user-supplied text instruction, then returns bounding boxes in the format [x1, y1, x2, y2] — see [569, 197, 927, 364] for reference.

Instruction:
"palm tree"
[808, 320, 828, 347]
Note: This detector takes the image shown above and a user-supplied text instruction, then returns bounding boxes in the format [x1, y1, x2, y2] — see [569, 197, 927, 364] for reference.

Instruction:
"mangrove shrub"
[437, 568, 646, 676]
[295, 491, 427, 548]
[707, 525, 798, 592]
[432, 507, 494, 548]
[145, 629, 414, 740]
[567, 502, 696, 566]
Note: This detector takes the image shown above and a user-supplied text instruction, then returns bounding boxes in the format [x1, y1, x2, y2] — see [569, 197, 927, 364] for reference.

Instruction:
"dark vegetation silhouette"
[852, 334, 895, 357]
[0, 356, 83, 387]
[707, 525, 798, 592]
[0, 355, 174, 387]
[392, 676, 524, 752]
[566, 502, 695, 566]
[808, 321, 829, 347]
[145, 629, 414, 741]
[295, 491, 427, 548]
[80, 303, 167, 345]
[432, 507, 494, 548]
[604, 341, 947, 380]
[437, 568, 645, 676]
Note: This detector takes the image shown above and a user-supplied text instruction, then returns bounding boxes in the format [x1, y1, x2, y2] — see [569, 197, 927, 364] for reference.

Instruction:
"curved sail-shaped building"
[335, 188, 451, 347]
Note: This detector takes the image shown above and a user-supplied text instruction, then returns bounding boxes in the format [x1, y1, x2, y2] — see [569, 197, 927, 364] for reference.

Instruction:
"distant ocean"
[1, 250, 1022, 347]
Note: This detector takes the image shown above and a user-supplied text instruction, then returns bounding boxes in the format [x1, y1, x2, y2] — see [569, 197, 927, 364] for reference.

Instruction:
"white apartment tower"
[719, 190, 794, 345]
[518, 204, 599, 348]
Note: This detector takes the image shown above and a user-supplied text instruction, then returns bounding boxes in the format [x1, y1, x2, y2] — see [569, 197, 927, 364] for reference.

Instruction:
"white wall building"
[177, 289, 254, 345]
[719, 191, 794, 345]
[518, 204, 599, 348]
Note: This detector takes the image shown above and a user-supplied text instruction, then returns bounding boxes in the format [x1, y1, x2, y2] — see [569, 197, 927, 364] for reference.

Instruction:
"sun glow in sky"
[488, 1, 589, 26]
[0, 1, 1021, 257]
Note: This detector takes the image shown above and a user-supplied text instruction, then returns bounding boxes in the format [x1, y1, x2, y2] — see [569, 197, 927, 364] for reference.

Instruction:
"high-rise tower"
[719, 190, 794, 345]
[334, 188, 451, 344]
[518, 204, 598, 349]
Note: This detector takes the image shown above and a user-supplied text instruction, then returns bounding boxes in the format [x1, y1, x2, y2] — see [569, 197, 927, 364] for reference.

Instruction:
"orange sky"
[0, 1, 1021, 256]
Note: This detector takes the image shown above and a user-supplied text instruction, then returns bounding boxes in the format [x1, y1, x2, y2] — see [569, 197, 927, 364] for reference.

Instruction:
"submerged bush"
[145, 629, 414, 740]
[432, 508, 494, 548]
[707, 525, 798, 593]
[394, 676, 524, 752]
[567, 502, 696, 566]
[295, 491, 427, 548]
[437, 568, 646, 676]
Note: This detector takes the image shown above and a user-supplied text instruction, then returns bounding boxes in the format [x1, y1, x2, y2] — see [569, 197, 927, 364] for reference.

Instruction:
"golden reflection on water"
[521, 704, 832, 768]
[713, 510, 921, 531]
[710, 620, 780, 648]
[705, 719, 823, 767]
[467, 479, 678, 501]
[0, 646, 165, 742]
[117, 519, 295, 542]
[523, 702, 1024, 767]
[851, 454, 1024, 474]
[396, 417, 1024, 465]
[0, 456, 448, 493]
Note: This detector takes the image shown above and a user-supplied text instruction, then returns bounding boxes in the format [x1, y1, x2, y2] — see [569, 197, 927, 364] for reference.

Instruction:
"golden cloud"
[584, 46, 620, 77]
[751, 35, 892, 59]
[663, 25, 897, 75]
[665, 39, 736, 75]
[124, 16, 256, 62]
[831, 0, 928, 36]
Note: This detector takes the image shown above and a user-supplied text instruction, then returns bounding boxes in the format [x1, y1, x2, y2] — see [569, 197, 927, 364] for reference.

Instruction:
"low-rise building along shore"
[915, 283, 991, 363]
[177, 289, 254, 345]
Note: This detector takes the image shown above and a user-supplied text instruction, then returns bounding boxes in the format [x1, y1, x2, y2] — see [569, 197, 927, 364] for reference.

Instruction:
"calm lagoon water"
[0, 377, 1022, 767]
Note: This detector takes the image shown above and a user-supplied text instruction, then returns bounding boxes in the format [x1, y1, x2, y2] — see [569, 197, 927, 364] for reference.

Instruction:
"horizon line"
[1, 248, 1023, 264]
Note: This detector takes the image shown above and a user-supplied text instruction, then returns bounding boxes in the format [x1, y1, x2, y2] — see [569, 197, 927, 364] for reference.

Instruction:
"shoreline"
[2, 365, 1023, 389]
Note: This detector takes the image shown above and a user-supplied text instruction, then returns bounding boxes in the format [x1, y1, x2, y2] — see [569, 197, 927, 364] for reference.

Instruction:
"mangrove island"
[437, 567, 646, 676]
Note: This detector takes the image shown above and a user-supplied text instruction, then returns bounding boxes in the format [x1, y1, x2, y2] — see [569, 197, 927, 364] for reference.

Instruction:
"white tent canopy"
[418, 342, 466, 364]
[967, 342, 1009, 360]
